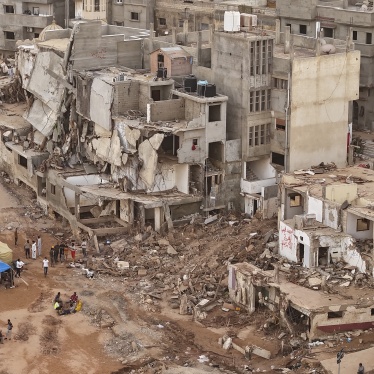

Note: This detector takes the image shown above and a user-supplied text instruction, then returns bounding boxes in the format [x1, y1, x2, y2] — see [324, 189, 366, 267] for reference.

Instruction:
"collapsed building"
[0, 20, 242, 243]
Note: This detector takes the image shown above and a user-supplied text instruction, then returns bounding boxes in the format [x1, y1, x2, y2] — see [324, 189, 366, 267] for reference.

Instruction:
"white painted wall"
[175, 164, 189, 194]
[346, 212, 373, 240]
[64, 174, 108, 207]
[323, 201, 339, 229]
[248, 157, 277, 180]
[308, 195, 323, 222]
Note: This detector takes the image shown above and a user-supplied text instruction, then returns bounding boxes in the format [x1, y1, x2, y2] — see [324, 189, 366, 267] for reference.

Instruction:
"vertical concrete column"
[150, 22, 155, 39]
[74, 193, 80, 222]
[275, 19, 281, 45]
[197, 31, 202, 67]
[154, 206, 164, 232]
[172, 27, 177, 45]
[209, 23, 214, 44]
[284, 26, 290, 54]
[183, 20, 189, 44]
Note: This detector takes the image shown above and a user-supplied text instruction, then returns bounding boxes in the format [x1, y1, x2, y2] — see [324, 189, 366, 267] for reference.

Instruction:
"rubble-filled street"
[1, 176, 373, 374]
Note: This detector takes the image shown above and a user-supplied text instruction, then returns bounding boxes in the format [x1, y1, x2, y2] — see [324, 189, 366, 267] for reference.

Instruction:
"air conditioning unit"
[26, 27, 34, 32]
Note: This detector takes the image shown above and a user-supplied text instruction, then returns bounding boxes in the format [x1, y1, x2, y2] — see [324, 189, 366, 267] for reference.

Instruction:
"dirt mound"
[40, 315, 62, 355]
[14, 322, 36, 341]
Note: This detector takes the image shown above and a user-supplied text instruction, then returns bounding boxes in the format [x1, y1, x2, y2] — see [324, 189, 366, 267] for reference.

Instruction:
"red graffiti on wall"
[281, 225, 293, 252]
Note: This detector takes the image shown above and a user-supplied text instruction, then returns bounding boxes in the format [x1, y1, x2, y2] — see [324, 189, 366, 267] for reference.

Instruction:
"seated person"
[54, 300, 63, 311]
[70, 292, 78, 303]
[54, 292, 62, 304]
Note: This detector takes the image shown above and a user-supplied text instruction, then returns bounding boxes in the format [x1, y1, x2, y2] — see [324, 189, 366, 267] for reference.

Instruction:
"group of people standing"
[23, 236, 42, 260]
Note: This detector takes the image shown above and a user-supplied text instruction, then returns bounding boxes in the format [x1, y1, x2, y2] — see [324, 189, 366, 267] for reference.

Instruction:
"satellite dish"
[321, 44, 336, 54]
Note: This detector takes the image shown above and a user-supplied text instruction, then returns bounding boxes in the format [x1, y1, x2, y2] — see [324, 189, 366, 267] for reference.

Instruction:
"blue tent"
[0, 260, 11, 272]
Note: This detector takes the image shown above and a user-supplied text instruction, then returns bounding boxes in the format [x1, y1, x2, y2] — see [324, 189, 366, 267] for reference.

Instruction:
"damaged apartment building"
[0, 20, 238, 239]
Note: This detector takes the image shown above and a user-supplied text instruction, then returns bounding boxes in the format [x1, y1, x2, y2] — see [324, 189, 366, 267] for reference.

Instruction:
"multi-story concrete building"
[0, 0, 69, 57]
[276, 0, 374, 130]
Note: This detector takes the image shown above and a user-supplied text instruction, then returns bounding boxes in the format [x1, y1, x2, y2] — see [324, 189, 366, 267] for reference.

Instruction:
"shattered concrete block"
[340, 281, 350, 287]
[149, 133, 164, 150]
[167, 245, 177, 255]
[117, 261, 130, 270]
[138, 139, 158, 189]
[251, 346, 271, 359]
[138, 269, 147, 276]
[204, 215, 218, 225]
[158, 238, 170, 246]
[308, 277, 322, 288]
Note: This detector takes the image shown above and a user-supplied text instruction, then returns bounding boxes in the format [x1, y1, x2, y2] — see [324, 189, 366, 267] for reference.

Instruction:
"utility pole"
[337, 348, 344, 374]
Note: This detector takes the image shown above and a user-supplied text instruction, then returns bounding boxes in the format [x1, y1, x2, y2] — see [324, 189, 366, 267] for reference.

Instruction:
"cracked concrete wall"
[17, 49, 36, 90]
[90, 77, 114, 131]
[177, 128, 206, 164]
[147, 98, 185, 122]
[112, 80, 140, 116]
[309, 304, 374, 340]
[27, 51, 65, 113]
[24, 99, 59, 137]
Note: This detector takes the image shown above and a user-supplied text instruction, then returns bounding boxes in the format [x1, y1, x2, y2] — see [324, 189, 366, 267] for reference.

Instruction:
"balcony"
[0, 14, 53, 29]
[241, 177, 277, 194]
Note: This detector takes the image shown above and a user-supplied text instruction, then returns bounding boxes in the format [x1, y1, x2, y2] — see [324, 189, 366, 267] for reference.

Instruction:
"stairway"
[246, 169, 259, 181]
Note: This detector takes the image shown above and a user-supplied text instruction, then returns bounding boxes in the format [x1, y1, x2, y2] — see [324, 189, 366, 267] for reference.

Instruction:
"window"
[192, 139, 198, 146]
[248, 123, 270, 147]
[4, 31, 15, 40]
[18, 155, 27, 168]
[4, 5, 14, 13]
[299, 24, 307, 35]
[327, 311, 343, 319]
[286, 23, 291, 30]
[50, 184, 56, 195]
[371, 308, 374, 316]
[289, 193, 302, 207]
[276, 118, 286, 131]
[179, 19, 184, 28]
[271, 152, 284, 166]
[323, 28, 334, 38]
[357, 218, 370, 231]
[94, 0, 100, 11]
[34, 33, 39, 38]
[250, 40, 272, 76]
[353, 30, 357, 41]
[273, 77, 288, 89]
[33, 7, 39, 15]
[249, 89, 271, 112]
[200, 23, 209, 31]
[366, 32, 372, 44]
[209, 105, 221, 122]
[159, 17, 166, 25]
[131, 12, 139, 21]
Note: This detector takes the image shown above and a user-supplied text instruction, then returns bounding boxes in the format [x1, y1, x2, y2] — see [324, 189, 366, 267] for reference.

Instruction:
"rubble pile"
[0, 75, 26, 104]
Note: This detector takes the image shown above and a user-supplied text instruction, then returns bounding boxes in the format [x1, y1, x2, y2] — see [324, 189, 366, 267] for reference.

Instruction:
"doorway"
[151, 89, 161, 101]
[318, 246, 329, 266]
[297, 243, 304, 264]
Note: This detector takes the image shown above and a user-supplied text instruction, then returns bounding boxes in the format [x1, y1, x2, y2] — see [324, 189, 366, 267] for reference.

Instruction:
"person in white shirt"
[42, 257, 49, 277]
[37, 236, 42, 257]
[31, 240, 37, 260]
[15, 259, 24, 278]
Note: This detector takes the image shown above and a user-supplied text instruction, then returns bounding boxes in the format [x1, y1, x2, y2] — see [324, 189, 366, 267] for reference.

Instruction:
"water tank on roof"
[197, 80, 208, 96]
[184, 74, 197, 92]
[224, 11, 240, 32]
[205, 84, 216, 97]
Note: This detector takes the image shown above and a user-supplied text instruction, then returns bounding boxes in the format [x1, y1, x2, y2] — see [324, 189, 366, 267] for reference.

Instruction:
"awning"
[0, 260, 11, 272]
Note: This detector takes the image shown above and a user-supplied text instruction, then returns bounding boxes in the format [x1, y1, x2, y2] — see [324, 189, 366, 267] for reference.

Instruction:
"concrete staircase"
[363, 141, 374, 158]
[246, 169, 259, 181]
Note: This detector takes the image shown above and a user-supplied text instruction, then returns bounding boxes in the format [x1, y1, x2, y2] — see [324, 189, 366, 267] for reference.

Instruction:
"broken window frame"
[327, 311, 343, 319]
[299, 24, 307, 35]
[159, 17, 166, 26]
[94, 0, 100, 12]
[131, 12, 139, 21]
[357, 218, 370, 232]
[18, 155, 27, 169]
[289, 193, 302, 207]
[4, 5, 14, 13]
[33, 7, 39, 15]
[50, 184, 56, 195]
[4, 31, 15, 40]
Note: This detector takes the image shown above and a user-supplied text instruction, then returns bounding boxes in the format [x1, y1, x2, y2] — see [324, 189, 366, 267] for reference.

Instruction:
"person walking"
[70, 241, 76, 262]
[31, 240, 37, 260]
[42, 257, 49, 277]
[14, 228, 18, 246]
[49, 247, 55, 267]
[358, 363, 365, 374]
[53, 245, 59, 264]
[24, 240, 30, 259]
[59, 244, 64, 263]
[5, 320, 13, 340]
[15, 259, 24, 278]
[37, 236, 42, 257]
[81, 239, 87, 258]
